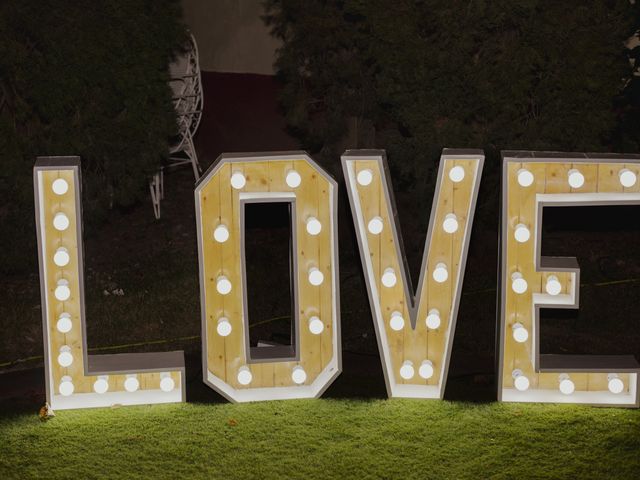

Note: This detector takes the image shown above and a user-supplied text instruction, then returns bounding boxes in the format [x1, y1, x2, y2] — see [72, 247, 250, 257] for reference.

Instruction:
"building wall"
[182, 0, 280, 74]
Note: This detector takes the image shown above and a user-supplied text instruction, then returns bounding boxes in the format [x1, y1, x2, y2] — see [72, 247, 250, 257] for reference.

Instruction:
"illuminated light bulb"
[399, 360, 415, 380]
[619, 168, 637, 188]
[52, 178, 69, 195]
[305, 216, 322, 235]
[57, 345, 73, 367]
[53, 247, 70, 267]
[59, 376, 74, 396]
[512, 369, 530, 391]
[448, 166, 465, 183]
[291, 366, 307, 385]
[56, 313, 72, 333]
[516, 168, 534, 187]
[545, 275, 562, 296]
[442, 213, 459, 234]
[389, 311, 405, 331]
[425, 309, 441, 330]
[216, 317, 232, 337]
[124, 374, 140, 393]
[381, 268, 397, 288]
[55, 279, 71, 301]
[367, 216, 384, 235]
[213, 224, 229, 243]
[237, 366, 252, 385]
[558, 374, 575, 395]
[308, 267, 324, 286]
[432, 263, 448, 283]
[356, 169, 373, 186]
[607, 374, 624, 394]
[216, 275, 232, 295]
[53, 212, 70, 231]
[160, 372, 175, 392]
[514, 224, 530, 243]
[419, 360, 434, 379]
[511, 272, 527, 294]
[286, 170, 302, 188]
[308, 316, 324, 335]
[512, 323, 529, 343]
[567, 169, 585, 189]
[230, 171, 246, 189]
[93, 376, 109, 394]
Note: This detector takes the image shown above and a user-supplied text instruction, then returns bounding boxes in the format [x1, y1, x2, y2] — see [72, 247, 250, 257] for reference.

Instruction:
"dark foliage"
[264, 0, 638, 188]
[0, 0, 186, 273]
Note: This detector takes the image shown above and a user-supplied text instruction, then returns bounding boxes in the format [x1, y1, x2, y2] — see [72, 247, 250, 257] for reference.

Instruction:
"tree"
[0, 0, 187, 272]
[264, 0, 637, 188]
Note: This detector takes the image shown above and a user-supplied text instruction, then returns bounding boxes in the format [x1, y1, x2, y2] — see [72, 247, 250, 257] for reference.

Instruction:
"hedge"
[264, 0, 639, 190]
[0, 0, 186, 273]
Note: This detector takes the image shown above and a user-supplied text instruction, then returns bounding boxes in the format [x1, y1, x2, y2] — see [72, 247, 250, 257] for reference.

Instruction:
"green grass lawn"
[1, 399, 638, 479]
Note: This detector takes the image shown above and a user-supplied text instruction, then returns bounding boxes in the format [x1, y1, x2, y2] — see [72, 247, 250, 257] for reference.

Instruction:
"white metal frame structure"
[150, 32, 204, 219]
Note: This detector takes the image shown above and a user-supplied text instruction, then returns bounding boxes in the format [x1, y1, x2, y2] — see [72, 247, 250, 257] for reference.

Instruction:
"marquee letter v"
[342, 149, 483, 398]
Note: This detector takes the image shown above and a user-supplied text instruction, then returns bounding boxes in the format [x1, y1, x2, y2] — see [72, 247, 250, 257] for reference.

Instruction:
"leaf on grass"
[38, 403, 55, 421]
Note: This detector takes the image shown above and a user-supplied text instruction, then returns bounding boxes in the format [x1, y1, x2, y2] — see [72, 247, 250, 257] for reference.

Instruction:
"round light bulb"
[512, 369, 530, 391]
[306, 216, 322, 235]
[308, 316, 324, 335]
[93, 376, 109, 394]
[449, 166, 465, 183]
[567, 169, 585, 189]
[381, 268, 397, 288]
[237, 366, 252, 385]
[55, 279, 71, 301]
[230, 171, 246, 189]
[425, 309, 441, 330]
[558, 374, 575, 395]
[124, 375, 140, 393]
[216, 276, 232, 295]
[286, 170, 302, 188]
[432, 263, 448, 283]
[308, 267, 324, 286]
[389, 311, 405, 331]
[399, 360, 415, 380]
[511, 272, 527, 294]
[442, 213, 458, 234]
[514, 224, 530, 243]
[545, 275, 562, 296]
[160, 373, 175, 392]
[291, 366, 307, 385]
[419, 360, 434, 379]
[53, 212, 70, 231]
[517, 168, 534, 187]
[59, 376, 74, 396]
[607, 374, 624, 394]
[619, 168, 637, 188]
[216, 317, 232, 337]
[512, 323, 529, 343]
[367, 216, 384, 235]
[57, 345, 73, 367]
[56, 313, 72, 333]
[53, 247, 70, 267]
[357, 169, 373, 186]
[52, 178, 69, 195]
[213, 225, 229, 243]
